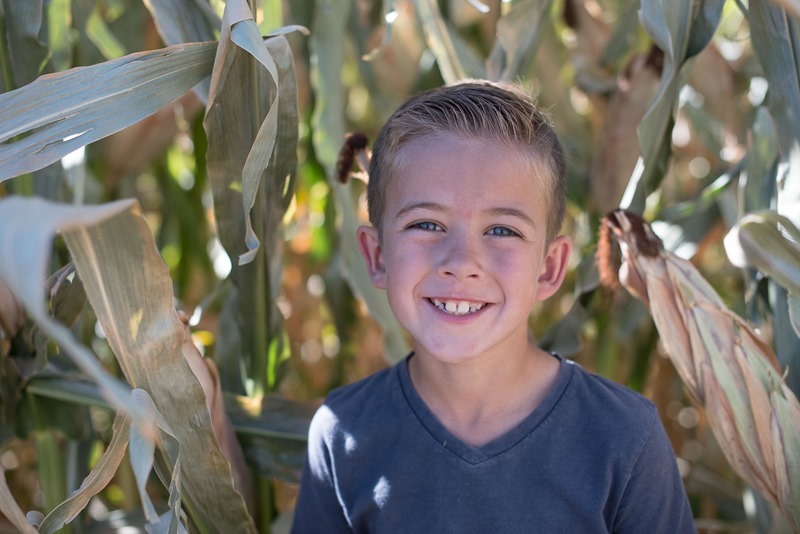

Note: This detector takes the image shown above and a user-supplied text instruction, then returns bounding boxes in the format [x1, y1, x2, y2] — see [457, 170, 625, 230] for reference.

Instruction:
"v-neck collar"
[397, 352, 575, 465]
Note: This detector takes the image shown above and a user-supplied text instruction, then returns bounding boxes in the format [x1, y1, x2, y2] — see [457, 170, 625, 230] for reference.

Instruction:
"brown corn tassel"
[600, 209, 800, 530]
[335, 132, 370, 184]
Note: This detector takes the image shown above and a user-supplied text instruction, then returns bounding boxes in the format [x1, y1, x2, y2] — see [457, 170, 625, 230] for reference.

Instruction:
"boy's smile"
[358, 135, 571, 367]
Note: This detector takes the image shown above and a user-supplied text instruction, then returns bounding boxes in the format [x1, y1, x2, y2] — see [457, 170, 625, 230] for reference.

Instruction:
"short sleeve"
[612, 413, 695, 533]
[291, 405, 352, 533]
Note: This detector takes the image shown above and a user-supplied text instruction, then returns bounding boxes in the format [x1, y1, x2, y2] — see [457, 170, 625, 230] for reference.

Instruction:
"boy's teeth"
[431, 298, 485, 316]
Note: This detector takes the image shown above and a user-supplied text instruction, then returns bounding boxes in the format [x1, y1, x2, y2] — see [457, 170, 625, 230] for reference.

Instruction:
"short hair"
[367, 79, 567, 242]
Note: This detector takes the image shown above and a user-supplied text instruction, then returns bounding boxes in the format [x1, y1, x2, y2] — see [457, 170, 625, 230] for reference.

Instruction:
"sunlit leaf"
[486, 0, 552, 82]
[0, 41, 217, 182]
[412, 0, 468, 83]
[0, 196, 146, 423]
[204, 0, 303, 395]
[59, 199, 256, 531]
[310, 0, 409, 362]
[724, 211, 800, 294]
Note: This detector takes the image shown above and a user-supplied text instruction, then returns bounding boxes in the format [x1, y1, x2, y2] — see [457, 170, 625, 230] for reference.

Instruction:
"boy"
[292, 80, 694, 532]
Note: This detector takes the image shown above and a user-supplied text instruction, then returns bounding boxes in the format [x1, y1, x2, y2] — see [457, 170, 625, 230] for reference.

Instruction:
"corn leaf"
[0, 41, 217, 182]
[58, 199, 256, 532]
[724, 211, 800, 294]
[622, 0, 724, 212]
[38, 412, 131, 534]
[310, 0, 409, 362]
[0, 197, 146, 424]
[142, 0, 220, 102]
[0, 466, 36, 533]
[204, 0, 301, 395]
[486, 0, 553, 82]
[1, 0, 49, 88]
[411, 0, 467, 83]
[128, 389, 184, 534]
[143, 0, 220, 45]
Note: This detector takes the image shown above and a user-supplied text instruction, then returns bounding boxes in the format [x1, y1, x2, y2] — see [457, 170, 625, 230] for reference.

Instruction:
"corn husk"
[601, 209, 800, 530]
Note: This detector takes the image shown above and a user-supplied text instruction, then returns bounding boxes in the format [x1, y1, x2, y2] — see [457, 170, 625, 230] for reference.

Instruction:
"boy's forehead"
[386, 137, 550, 215]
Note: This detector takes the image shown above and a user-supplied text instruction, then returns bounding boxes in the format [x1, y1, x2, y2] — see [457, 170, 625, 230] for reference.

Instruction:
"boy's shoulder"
[555, 358, 663, 460]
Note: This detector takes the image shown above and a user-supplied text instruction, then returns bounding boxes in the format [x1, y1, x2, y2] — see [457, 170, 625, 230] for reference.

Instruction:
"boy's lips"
[428, 297, 488, 316]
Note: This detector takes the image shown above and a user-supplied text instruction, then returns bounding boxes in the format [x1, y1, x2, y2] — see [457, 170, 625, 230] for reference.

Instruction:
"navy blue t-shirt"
[292, 354, 694, 533]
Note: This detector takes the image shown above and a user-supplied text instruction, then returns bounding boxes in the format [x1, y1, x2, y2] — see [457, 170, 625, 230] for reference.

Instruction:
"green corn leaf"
[0, 40, 217, 182]
[724, 211, 800, 294]
[486, 0, 553, 82]
[1, 0, 49, 88]
[622, 0, 724, 212]
[310, 0, 409, 362]
[142, 0, 220, 102]
[411, 0, 467, 83]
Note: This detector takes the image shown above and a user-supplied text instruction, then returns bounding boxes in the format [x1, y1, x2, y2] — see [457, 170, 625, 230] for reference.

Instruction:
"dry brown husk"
[600, 209, 800, 531]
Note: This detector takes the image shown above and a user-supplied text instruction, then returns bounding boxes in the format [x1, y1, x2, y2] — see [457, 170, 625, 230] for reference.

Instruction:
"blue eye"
[412, 221, 443, 231]
[487, 226, 518, 237]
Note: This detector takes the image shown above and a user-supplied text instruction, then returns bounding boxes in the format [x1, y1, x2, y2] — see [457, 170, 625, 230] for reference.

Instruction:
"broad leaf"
[38, 412, 131, 534]
[0, 466, 36, 533]
[204, 0, 302, 395]
[486, 0, 553, 82]
[59, 199, 256, 531]
[0, 41, 217, 182]
[310, 0, 409, 362]
[1, 0, 49, 88]
[411, 0, 467, 83]
[142, 0, 220, 102]
[621, 0, 724, 212]
[0, 197, 147, 424]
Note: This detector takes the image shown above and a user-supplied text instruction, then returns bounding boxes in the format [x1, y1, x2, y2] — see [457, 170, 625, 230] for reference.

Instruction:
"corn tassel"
[600, 209, 800, 530]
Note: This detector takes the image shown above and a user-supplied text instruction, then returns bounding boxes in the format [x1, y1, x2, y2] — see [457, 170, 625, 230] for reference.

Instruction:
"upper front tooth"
[456, 301, 469, 314]
[445, 301, 458, 313]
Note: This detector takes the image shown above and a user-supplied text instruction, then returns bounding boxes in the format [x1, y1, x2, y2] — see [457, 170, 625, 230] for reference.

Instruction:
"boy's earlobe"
[356, 225, 387, 289]
[535, 236, 572, 301]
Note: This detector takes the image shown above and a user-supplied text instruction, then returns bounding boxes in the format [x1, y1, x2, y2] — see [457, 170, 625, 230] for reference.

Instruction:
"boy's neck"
[407, 343, 560, 448]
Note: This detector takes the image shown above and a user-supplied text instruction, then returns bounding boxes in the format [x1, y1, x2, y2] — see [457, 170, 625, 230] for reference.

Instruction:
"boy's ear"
[535, 235, 572, 301]
[357, 225, 387, 289]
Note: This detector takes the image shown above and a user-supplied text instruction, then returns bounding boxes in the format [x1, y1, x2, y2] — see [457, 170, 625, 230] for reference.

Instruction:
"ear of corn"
[601, 209, 800, 530]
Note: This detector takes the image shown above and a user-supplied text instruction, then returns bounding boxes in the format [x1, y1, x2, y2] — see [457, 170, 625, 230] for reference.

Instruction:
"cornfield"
[1, 0, 799, 532]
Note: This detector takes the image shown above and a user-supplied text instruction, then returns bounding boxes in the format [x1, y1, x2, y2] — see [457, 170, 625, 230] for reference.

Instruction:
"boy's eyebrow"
[485, 207, 536, 228]
[395, 201, 445, 219]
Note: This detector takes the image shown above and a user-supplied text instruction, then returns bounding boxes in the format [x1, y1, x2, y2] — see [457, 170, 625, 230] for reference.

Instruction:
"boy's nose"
[437, 233, 484, 280]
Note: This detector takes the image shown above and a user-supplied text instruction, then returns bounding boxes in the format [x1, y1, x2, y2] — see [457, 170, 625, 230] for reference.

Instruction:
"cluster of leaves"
[0, 0, 800, 531]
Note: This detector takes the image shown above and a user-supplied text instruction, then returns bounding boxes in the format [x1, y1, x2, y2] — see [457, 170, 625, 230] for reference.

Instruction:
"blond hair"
[367, 80, 567, 242]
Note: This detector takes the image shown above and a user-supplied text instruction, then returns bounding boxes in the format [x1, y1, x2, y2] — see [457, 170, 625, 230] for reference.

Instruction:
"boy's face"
[357, 136, 571, 366]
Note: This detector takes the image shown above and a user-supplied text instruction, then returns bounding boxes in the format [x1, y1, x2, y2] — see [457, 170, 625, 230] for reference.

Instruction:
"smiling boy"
[292, 80, 694, 532]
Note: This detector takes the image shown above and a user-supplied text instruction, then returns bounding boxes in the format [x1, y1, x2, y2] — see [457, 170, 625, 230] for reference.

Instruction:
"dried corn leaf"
[59, 199, 256, 532]
[38, 412, 131, 534]
[0, 466, 37, 533]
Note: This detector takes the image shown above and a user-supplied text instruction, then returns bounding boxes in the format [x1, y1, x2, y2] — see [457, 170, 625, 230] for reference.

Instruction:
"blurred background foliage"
[1, 0, 799, 531]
